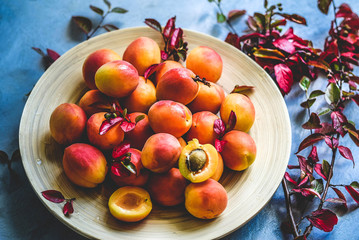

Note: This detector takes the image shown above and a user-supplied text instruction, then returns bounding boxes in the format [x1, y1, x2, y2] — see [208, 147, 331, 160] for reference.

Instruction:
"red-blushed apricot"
[178, 137, 187, 150]
[221, 130, 256, 171]
[154, 60, 184, 85]
[141, 133, 182, 173]
[186, 46, 223, 83]
[185, 179, 227, 219]
[187, 82, 225, 114]
[210, 153, 224, 181]
[178, 139, 218, 183]
[148, 100, 192, 138]
[63, 143, 108, 188]
[95, 60, 139, 98]
[78, 90, 112, 117]
[122, 77, 156, 113]
[123, 37, 161, 76]
[156, 68, 199, 105]
[108, 186, 152, 222]
[49, 103, 87, 145]
[82, 49, 121, 89]
[185, 111, 219, 146]
[147, 168, 188, 206]
[125, 112, 153, 150]
[87, 112, 124, 151]
[110, 148, 150, 187]
[220, 93, 255, 132]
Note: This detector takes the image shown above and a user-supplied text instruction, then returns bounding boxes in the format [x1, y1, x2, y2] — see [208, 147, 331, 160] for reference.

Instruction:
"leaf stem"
[87, 11, 110, 39]
[214, 0, 239, 35]
[282, 178, 299, 237]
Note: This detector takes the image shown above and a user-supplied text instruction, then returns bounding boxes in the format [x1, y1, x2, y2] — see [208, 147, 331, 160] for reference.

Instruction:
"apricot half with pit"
[178, 138, 218, 183]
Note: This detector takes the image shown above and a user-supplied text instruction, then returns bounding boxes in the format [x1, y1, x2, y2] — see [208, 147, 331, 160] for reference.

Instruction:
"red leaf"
[273, 38, 296, 54]
[328, 187, 347, 209]
[302, 113, 322, 130]
[314, 164, 328, 181]
[144, 18, 162, 32]
[227, 9, 246, 21]
[296, 133, 325, 153]
[292, 188, 321, 199]
[72, 16, 92, 34]
[345, 185, 359, 204]
[307, 209, 338, 232]
[163, 16, 176, 39]
[226, 111, 237, 132]
[215, 139, 227, 153]
[213, 119, 226, 137]
[99, 116, 123, 135]
[63, 200, 74, 216]
[336, 3, 353, 18]
[278, 13, 307, 25]
[231, 85, 255, 93]
[338, 146, 355, 167]
[298, 175, 310, 187]
[225, 32, 241, 49]
[112, 143, 131, 159]
[144, 63, 160, 80]
[46, 49, 60, 61]
[308, 146, 319, 163]
[274, 63, 294, 95]
[324, 136, 338, 149]
[111, 162, 124, 177]
[238, 32, 266, 41]
[161, 50, 168, 61]
[169, 28, 183, 50]
[351, 95, 359, 106]
[284, 172, 297, 186]
[307, 59, 330, 71]
[315, 122, 336, 135]
[253, 48, 286, 61]
[41, 190, 65, 203]
[120, 121, 136, 132]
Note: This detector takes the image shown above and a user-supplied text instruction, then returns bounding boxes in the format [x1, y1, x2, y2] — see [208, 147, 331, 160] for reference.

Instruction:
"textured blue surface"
[1, 0, 359, 239]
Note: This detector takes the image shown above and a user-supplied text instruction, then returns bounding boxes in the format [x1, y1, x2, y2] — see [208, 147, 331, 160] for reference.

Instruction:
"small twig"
[87, 11, 110, 39]
[214, 1, 239, 35]
[282, 178, 299, 237]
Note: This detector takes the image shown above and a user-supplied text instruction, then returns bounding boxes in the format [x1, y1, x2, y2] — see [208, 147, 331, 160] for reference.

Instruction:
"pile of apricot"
[49, 36, 257, 223]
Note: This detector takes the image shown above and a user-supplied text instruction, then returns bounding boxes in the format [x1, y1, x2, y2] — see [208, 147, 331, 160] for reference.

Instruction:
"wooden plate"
[19, 27, 291, 239]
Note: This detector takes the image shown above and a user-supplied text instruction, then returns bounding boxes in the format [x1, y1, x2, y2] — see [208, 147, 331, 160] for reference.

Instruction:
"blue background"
[1, 0, 359, 239]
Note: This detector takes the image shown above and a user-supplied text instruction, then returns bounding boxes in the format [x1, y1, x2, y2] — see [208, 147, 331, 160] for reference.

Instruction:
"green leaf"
[325, 83, 340, 105]
[253, 48, 285, 61]
[111, 7, 128, 14]
[135, 114, 145, 123]
[300, 98, 316, 108]
[144, 18, 162, 32]
[121, 160, 137, 175]
[317, 107, 331, 116]
[253, 12, 265, 31]
[351, 181, 359, 189]
[208, 0, 215, 2]
[322, 160, 330, 179]
[299, 76, 311, 91]
[103, 0, 111, 9]
[278, 13, 307, 25]
[72, 16, 92, 34]
[311, 179, 324, 196]
[308, 59, 330, 71]
[318, 0, 333, 14]
[217, 13, 226, 23]
[310, 90, 325, 99]
[102, 24, 119, 32]
[90, 5, 104, 15]
[264, 0, 268, 8]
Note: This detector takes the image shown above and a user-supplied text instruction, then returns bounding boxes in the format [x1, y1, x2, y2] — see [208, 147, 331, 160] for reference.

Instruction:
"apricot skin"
[186, 46, 223, 83]
[63, 143, 108, 188]
[82, 49, 121, 89]
[141, 133, 182, 173]
[220, 93, 255, 132]
[185, 179, 228, 219]
[147, 168, 188, 206]
[86, 112, 124, 151]
[154, 60, 183, 85]
[125, 112, 153, 150]
[78, 90, 111, 117]
[210, 153, 224, 182]
[221, 130, 257, 171]
[185, 111, 219, 146]
[148, 100, 192, 138]
[123, 37, 161, 76]
[49, 103, 87, 145]
[95, 60, 139, 98]
[122, 77, 156, 113]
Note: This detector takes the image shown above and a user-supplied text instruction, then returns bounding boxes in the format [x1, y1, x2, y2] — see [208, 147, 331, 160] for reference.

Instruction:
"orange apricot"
[186, 46, 223, 83]
[185, 111, 219, 146]
[178, 137, 187, 150]
[82, 48, 121, 89]
[49, 103, 87, 145]
[154, 60, 184, 85]
[87, 112, 124, 151]
[148, 100, 192, 138]
[221, 130, 257, 171]
[141, 133, 182, 173]
[187, 82, 225, 114]
[156, 68, 199, 105]
[220, 93, 255, 132]
[63, 143, 108, 188]
[210, 153, 224, 181]
[185, 179, 227, 219]
[108, 186, 152, 222]
[78, 89, 112, 117]
[122, 76, 156, 113]
[123, 37, 161, 76]
[125, 112, 153, 150]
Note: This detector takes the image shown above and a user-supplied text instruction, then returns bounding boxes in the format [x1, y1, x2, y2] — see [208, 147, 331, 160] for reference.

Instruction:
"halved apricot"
[108, 186, 152, 222]
[178, 139, 218, 183]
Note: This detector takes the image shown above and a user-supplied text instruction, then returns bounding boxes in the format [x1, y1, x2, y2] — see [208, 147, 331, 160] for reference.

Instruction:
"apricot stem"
[192, 75, 211, 87]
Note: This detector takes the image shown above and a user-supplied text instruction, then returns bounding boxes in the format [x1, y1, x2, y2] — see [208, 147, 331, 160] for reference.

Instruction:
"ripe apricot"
[123, 37, 161, 76]
[187, 82, 225, 114]
[185, 111, 219, 146]
[185, 179, 227, 219]
[156, 68, 199, 105]
[210, 153, 224, 181]
[186, 46, 223, 83]
[141, 133, 182, 173]
[221, 130, 257, 171]
[108, 186, 152, 222]
[63, 143, 108, 188]
[87, 112, 124, 151]
[49, 103, 87, 145]
[220, 93, 255, 132]
[125, 112, 153, 150]
[178, 139, 218, 183]
[82, 48, 121, 89]
[78, 90, 112, 117]
[95, 60, 139, 98]
[147, 168, 188, 206]
[154, 60, 183, 85]
[178, 137, 187, 150]
[122, 76, 156, 113]
[148, 100, 192, 138]
[110, 148, 149, 187]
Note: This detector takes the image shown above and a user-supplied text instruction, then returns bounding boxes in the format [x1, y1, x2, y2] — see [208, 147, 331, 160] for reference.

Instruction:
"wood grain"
[19, 27, 291, 240]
